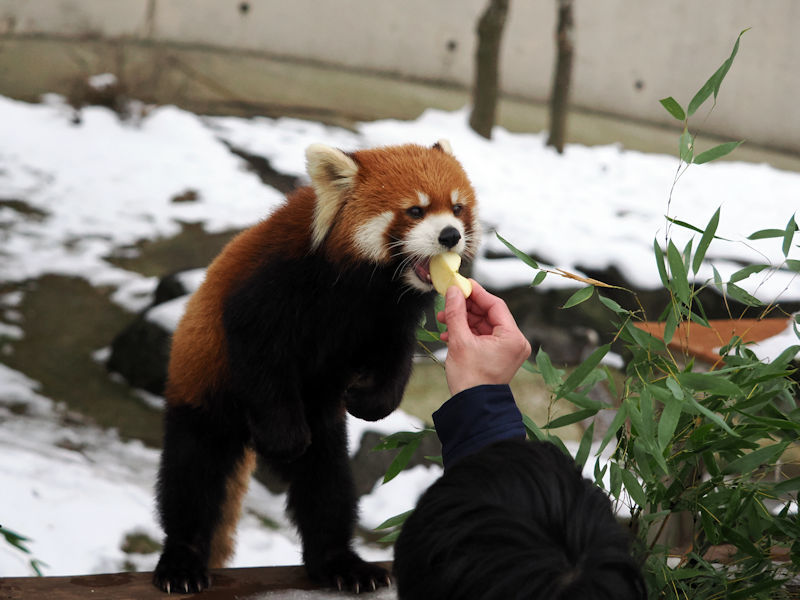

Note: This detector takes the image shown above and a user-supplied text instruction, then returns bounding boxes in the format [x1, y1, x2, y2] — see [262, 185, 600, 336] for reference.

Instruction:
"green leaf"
[495, 232, 539, 270]
[544, 408, 597, 430]
[785, 259, 800, 273]
[667, 240, 691, 304]
[726, 282, 762, 307]
[574, 422, 594, 469]
[693, 140, 744, 165]
[531, 270, 547, 286]
[535, 349, 563, 388]
[597, 294, 626, 315]
[562, 286, 594, 309]
[374, 509, 414, 530]
[687, 29, 749, 116]
[679, 127, 694, 163]
[416, 327, 440, 342]
[728, 264, 768, 283]
[383, 438, 421, 483]
[747, 228, 785, 240]
[663, 305, 679, 345]
[658, 396, 683, 452]
[522, 413, 546, 441]
[692, 207, 720, 274]
[659, 96, 686, 121]
[782, 214, 798, 257]
[723, 441, 789, 475]
[599, 403, 628, 455]
[556, 344, 611, 397]
[711, 264, 724, 293]
[654, 239, 669, 287]
[676, 372, 742, 398]
[687, 396, 738, 436]
[620, 469, 646, 506]
[773, 476, 800, 494]
[434, 294, 447, 333]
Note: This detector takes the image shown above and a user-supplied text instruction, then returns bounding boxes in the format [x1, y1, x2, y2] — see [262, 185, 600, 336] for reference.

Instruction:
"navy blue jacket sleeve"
[432, 384, 526, 470]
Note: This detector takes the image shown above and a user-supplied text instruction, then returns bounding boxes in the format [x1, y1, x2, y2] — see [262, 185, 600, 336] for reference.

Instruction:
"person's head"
[393, 439, 646, 600]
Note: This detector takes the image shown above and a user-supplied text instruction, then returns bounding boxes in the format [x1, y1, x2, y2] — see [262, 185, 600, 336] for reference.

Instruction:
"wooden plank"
[635, 318, 792, 365]
[0, 562, 393, 599]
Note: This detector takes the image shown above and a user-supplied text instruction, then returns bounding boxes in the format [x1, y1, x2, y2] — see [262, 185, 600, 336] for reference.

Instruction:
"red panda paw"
[152, 544, 211, 594]
[312, 549, 392, 594]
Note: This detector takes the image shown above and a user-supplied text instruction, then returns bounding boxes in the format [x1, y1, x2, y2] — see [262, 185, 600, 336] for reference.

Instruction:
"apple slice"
[430, 252, 472, 297]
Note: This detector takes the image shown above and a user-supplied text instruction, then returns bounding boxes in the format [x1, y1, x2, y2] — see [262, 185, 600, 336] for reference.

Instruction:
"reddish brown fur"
[165, 188, 317, 407]
[323, 144, 477, 263]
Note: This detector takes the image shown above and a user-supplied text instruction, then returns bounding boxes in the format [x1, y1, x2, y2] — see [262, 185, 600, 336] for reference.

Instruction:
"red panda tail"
[208, 447, 257, 568]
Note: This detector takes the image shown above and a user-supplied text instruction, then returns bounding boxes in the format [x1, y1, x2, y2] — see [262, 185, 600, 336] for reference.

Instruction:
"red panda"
[152, 140, 480, 594]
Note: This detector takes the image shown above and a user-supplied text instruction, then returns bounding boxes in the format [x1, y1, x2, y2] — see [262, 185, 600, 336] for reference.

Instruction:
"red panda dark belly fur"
[153, 184, 433, 592]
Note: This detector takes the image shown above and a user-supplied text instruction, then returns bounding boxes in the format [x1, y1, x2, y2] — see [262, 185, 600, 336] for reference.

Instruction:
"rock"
[106, 312, 171, 396]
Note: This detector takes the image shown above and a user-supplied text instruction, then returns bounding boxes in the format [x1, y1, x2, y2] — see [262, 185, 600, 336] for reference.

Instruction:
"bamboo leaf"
[658, 396, 683, 452]
[383, 439, 420, 483]
[693, 140, 743, 165]
[556, 344, 611, 397]
[693, 207, 720, 274]
[729, 264, 768, 283]
[531, 270, 547, 286]
[782, 214, 798, 257]
[535, 348, 563, 388]
[676, 372, 742, 398]
[495, 232, 539, 270]
[620, 469, 646, 506]
[522, 413, 546, 441]
[544, 408, 597, 430]
[562, 286, 594, 309]
[747, 228, 785, 240]
[726, 282, 763, 307]
[574, 422, 594, 469]
[659, 96, 686, 121]
[654, 239, 669, 286]
[679, 128, 694, 163]
[598, 294, 627, 315]
[723, 441, 789, 475]
[667, 240, 691, 304]
[374, 509, 414, 530]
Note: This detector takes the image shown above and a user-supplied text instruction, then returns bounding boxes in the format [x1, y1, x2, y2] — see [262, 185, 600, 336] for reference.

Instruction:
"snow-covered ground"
[0, 90, 798, 579]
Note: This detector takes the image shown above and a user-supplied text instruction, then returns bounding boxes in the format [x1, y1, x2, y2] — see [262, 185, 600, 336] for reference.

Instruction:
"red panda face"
[306, 140, 480, 293]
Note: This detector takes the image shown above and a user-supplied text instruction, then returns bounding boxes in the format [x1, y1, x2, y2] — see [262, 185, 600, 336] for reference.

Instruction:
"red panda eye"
[452, 204, 463, 216]
[406, 206, 424, 219]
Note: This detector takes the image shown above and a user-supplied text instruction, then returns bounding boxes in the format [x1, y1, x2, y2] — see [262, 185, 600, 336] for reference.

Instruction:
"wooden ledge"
[635, 317, 794, 365]
[0, 562, 394, 599]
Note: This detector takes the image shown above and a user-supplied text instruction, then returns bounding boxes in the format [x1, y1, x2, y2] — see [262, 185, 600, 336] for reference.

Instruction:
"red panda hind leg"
[153, 403, 251, 594]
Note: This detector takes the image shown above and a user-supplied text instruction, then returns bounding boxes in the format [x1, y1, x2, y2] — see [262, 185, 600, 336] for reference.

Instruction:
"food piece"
[429, 252, 472, 297]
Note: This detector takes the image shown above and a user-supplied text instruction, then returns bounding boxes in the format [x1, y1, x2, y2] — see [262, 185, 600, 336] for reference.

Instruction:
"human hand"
[437, 281, 532, 396]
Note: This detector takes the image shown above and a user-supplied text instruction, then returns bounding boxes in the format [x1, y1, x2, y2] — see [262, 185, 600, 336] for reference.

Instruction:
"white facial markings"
[416, 191, 431, 207]
[353, 211, 394, 262]
[450, 189, 460, 205]
[404, 212, 466, 258]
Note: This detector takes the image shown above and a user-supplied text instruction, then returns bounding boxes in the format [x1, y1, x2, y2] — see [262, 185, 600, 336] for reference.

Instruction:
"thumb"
[443, 286, 469, 342]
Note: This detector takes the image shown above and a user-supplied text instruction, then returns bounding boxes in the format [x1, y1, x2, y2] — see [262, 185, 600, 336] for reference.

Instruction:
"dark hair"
[393, 439, 646, 600]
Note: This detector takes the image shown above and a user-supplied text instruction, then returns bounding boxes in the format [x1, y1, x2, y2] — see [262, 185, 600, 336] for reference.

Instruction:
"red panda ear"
[306, 144, 359, 249]
[433, 139, 454, 156]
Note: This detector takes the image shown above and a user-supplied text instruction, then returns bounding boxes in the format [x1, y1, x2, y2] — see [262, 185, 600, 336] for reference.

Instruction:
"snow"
[0, 92, 799, 581]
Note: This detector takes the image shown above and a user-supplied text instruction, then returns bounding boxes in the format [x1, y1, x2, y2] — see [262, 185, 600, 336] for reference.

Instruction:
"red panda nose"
[438, 226, 461, 249]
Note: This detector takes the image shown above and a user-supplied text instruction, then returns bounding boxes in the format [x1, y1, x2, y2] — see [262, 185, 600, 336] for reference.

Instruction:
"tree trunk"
[468, 0, 510, 140]
[546, 0, 575, 153]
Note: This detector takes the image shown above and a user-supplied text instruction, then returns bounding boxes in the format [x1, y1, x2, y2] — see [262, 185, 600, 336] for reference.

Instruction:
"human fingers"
[442, 285, 470, 342]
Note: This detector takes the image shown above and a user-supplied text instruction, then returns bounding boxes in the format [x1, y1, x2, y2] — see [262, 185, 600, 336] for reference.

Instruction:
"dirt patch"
[1, 275, 163, 447]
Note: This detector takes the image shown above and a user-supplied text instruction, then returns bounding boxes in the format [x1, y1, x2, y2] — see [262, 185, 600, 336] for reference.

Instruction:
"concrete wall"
[1, 0, 798, 153]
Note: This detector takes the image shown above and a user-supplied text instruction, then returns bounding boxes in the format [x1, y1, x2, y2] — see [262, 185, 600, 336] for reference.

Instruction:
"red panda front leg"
[268, 409, 392, 593]
[343, 330, 416, 421]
